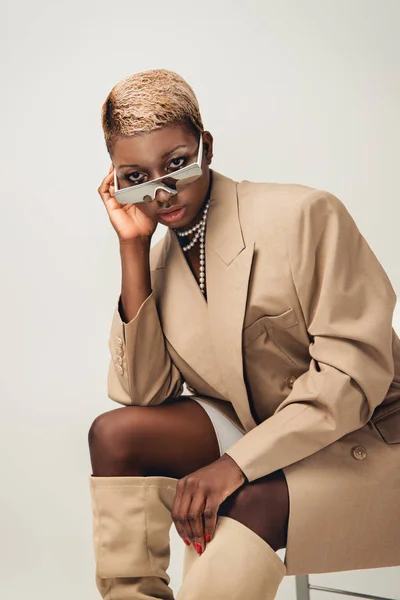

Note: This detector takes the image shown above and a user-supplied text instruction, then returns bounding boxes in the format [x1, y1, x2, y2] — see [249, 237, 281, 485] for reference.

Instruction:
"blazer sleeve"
[224, 189, 397, 483]
[107, 290, 185, 406]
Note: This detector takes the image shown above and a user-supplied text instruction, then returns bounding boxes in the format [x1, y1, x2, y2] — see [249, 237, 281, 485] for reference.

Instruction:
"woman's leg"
[88, 397, 220, 477]
[88, 397, 223, 599]
[218, 469, 289, 551]
[88, 397, 289, 599]
[88, 397, 289, 550]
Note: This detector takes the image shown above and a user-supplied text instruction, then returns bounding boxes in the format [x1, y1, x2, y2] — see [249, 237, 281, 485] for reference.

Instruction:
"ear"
[202, 131, 214, 163]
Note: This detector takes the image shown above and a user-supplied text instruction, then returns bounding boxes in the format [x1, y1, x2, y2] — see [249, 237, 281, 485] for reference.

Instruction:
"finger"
[97, 170, 114, 196]
[187, 492, 208, 555]
[178, 487, 199, 549]
[171, 482, 194, 548]
[97, 171, 121, 212]
[203, 498, 219, 547]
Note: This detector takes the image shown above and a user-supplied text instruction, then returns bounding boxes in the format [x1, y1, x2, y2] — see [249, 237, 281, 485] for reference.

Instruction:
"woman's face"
[111, 124, 214, 232]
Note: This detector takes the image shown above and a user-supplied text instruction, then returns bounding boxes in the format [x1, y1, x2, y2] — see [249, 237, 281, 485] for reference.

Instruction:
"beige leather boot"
[89, 474, 179, 600]
[177, 515, 286, 600]
[182, 542, 199, 581]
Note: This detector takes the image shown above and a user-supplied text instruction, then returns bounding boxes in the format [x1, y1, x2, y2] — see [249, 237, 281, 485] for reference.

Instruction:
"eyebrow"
[118, 144, 189, 169]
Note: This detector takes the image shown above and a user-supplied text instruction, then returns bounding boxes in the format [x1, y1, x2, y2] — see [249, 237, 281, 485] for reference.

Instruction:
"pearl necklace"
[172, 197, 211, 295]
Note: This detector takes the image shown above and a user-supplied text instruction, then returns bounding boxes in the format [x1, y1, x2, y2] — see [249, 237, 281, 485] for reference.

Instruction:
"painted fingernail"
[195, 543, 203, 555]
[205, 534, 211, 543]
[183, 539, 191, 546]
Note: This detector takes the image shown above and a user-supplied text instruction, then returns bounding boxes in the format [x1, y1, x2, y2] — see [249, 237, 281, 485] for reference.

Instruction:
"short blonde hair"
[101, 68, 204, 155]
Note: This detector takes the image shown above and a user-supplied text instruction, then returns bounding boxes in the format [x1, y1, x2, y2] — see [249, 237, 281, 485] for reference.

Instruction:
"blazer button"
[351, 446, 367, 460]
[115, 356, 123, 366]
[116, 337, 123, 347]
[116, 365, 123, 375]
[286, 375, 297, 388]
[116, 346, 124, 356]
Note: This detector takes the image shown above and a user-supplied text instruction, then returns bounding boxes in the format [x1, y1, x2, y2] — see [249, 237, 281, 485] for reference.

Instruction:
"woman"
[88, 68, 400, 600]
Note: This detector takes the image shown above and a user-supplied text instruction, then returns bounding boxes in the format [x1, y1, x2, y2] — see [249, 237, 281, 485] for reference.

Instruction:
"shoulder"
[237, 178, 340, 216]
[237, 178, 316, 203]
[237, 178, 352, 236]
[237, 179, 313, 232]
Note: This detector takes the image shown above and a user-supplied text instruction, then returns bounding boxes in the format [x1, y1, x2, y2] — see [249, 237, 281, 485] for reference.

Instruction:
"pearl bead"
[173, 197, 211, 296]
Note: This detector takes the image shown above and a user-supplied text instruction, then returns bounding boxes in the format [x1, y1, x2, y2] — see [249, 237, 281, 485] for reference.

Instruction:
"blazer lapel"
[153, 169, 258, 432]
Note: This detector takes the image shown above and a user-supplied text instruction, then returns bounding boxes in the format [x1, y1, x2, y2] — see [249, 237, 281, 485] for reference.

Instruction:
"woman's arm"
[119, 237, 152, 323]
[107, 238, 185, 407]
[224, 189, 397, 483]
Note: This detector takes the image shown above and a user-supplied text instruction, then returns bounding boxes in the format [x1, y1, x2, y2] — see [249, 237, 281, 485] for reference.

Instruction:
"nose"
[153, 186, 178, 203]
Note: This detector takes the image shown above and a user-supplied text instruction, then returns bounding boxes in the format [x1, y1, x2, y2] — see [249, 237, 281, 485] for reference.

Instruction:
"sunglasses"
[113, 133, 203, 204]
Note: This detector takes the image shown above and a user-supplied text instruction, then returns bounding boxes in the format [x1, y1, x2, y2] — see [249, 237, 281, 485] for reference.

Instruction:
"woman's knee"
[87, 397, 221, 477]
[88, 406, 145, 465]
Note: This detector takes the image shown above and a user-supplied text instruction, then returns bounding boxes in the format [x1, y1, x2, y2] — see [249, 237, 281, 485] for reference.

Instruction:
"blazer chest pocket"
[242, 307, 299, 348]
[371, 398, 400, 444]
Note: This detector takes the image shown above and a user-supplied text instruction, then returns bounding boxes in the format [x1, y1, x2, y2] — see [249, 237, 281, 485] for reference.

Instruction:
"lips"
[158, 206, 186, 223]
[157, 205, 185, 215]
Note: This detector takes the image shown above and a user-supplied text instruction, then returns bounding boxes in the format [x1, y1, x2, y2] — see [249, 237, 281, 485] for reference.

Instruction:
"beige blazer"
[107, 169, 400, 575]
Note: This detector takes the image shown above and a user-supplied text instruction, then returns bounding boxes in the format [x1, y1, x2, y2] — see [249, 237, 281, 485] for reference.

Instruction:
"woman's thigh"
[88, 397, 221, 477]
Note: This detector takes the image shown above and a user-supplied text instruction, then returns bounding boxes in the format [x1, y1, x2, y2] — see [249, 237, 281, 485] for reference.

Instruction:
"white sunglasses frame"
[113, 133, 203, 205]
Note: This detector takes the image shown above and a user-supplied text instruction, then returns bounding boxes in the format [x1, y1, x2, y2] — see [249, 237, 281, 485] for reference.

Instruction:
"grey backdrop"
[2, 0, 399, 598]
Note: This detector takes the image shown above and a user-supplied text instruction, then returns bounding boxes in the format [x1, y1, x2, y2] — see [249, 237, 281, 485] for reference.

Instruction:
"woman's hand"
[171, 453, 247, 555]
[98, 164, 158, 243]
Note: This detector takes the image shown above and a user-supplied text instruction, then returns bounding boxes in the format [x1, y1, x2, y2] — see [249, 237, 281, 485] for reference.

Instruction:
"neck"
[175, 170, 213, 239]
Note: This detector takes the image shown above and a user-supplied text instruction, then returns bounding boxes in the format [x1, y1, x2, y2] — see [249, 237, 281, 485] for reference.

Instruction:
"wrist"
[119, 237, 151, 255]
[220, 453, 248, 484]
[120, 236, 151, 245]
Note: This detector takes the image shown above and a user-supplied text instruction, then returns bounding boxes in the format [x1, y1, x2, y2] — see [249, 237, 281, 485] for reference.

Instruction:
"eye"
[168, 156, 185, 170]
[126, 171, 144, 185]
[124, 156, 186, 185]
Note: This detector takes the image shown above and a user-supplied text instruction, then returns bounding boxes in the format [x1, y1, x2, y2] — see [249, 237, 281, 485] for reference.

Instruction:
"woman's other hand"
[171, 454, 247, 555]
[97, 164, 158, 243]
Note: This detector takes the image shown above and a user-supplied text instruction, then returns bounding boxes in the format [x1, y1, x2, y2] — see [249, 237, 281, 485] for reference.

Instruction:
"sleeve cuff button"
[286, 375, 297, 388]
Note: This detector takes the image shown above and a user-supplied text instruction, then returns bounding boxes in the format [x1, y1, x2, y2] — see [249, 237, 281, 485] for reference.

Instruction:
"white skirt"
[192, 398, 245, 455]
